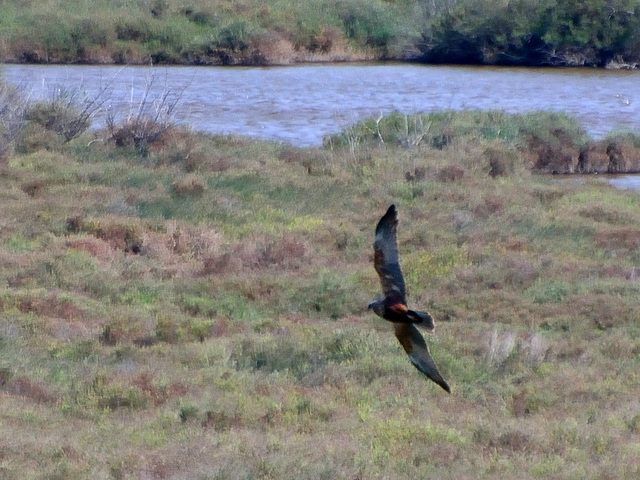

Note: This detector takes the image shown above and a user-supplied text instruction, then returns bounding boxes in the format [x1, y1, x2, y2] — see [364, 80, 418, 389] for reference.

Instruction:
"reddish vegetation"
[4, 376, 59, 404]
[526, 135, 640, 174]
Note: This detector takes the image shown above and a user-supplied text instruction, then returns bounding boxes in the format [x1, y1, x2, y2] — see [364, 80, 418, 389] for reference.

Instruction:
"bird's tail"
[407, 310, 435, 333]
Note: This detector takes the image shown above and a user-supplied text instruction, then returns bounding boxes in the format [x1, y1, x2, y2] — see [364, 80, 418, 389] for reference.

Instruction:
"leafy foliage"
[2, 0, 640, 66]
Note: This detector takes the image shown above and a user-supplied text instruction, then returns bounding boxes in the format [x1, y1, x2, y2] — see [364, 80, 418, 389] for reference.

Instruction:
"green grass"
[1, 105, 640, 479]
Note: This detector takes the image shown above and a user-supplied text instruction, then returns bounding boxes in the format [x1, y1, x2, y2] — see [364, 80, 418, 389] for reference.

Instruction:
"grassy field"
[1, 86, 640, 478]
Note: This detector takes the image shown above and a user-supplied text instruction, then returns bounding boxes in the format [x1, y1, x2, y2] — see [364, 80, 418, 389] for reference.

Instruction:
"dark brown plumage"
[368, 205, 450, 393]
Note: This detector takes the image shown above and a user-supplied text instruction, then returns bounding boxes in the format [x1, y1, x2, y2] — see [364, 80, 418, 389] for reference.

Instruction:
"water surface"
[4, 63, 640, 146]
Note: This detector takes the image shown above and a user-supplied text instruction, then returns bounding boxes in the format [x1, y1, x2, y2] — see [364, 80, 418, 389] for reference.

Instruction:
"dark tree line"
[418, 0, 640, 67]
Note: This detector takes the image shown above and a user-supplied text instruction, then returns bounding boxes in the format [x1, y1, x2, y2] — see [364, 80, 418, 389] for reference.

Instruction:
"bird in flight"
[368, 205, 450, 392]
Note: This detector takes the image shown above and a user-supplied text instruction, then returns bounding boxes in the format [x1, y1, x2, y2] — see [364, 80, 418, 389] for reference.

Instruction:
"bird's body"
[368, 205, 450, 393]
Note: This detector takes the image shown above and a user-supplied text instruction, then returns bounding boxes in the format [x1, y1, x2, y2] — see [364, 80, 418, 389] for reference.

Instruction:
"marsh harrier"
[368, 205, 450, 392]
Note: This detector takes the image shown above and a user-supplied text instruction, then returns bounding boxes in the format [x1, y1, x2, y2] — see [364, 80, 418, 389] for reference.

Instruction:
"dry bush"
[99, 315, 156, 347]
[314, 26, 344, 54]
[485, 144, 519, 177]
[502, 256, 539, 287]
[530, 132, 640, 174]
[87, 372, 150, 410]
[582, 136, 640, 173]
[487, 328, 518, 366]
[165, 221, 221, 258]
[524, 134, 579, 174]
[67, 216, 143, 253]
[256, 235, 307, 268]
[487, 328, 548, 368]
[105, 73, 184, 156]
[295, 26, 365, 62]
[249, 31, 296, 65]
[108, 118, 171, 154]
[599, 264, 638, 280]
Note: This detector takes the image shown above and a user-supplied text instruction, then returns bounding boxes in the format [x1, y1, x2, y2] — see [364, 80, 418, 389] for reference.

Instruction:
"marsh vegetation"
[1, 79, 640, 478]
[2, 0, 640, 67]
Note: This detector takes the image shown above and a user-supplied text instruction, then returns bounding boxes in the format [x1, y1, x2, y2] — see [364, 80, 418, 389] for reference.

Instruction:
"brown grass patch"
[278, 146, 333, 176]
[20, 180, 47, 198]
[131, 372, 188, 406]
[66, 237, 116, 262]
[0, 292, 85, 321]
[437, 165, 465, 182]
[202, 409, 244, 431]
[3, 376, 59, 404]
[67, 216, 143, 253]
[201, 233, 307, 274]
[171, 175, 206, 197]
[524, 133, 579, 173]
[250, 32, 296, 65]
[594, 228, 640, 251]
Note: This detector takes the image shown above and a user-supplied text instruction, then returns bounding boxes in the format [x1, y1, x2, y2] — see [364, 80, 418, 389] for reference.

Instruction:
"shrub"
[485, 144, 519, 177]
[24, 100, 89, 142]
[15, 123, 63, 153]
[217, 19, 254, 51]
[105, 73, 183, 155]
[67, 217, 144, 253]
[84, 372, 149, 410]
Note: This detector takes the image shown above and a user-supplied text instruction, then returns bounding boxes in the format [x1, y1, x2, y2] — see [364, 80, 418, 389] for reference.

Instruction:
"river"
[3, 63, 640, 147]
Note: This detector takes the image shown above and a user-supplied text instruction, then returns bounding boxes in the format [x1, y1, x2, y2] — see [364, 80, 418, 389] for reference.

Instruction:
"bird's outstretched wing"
[373, 205, 406, 304]
[394, 323, 450, 392]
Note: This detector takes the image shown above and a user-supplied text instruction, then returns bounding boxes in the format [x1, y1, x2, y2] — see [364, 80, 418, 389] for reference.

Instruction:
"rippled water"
[3, 63, 640, 146]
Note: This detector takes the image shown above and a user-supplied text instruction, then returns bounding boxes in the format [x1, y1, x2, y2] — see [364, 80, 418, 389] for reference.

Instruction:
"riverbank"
[2, 0, 640, 68]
